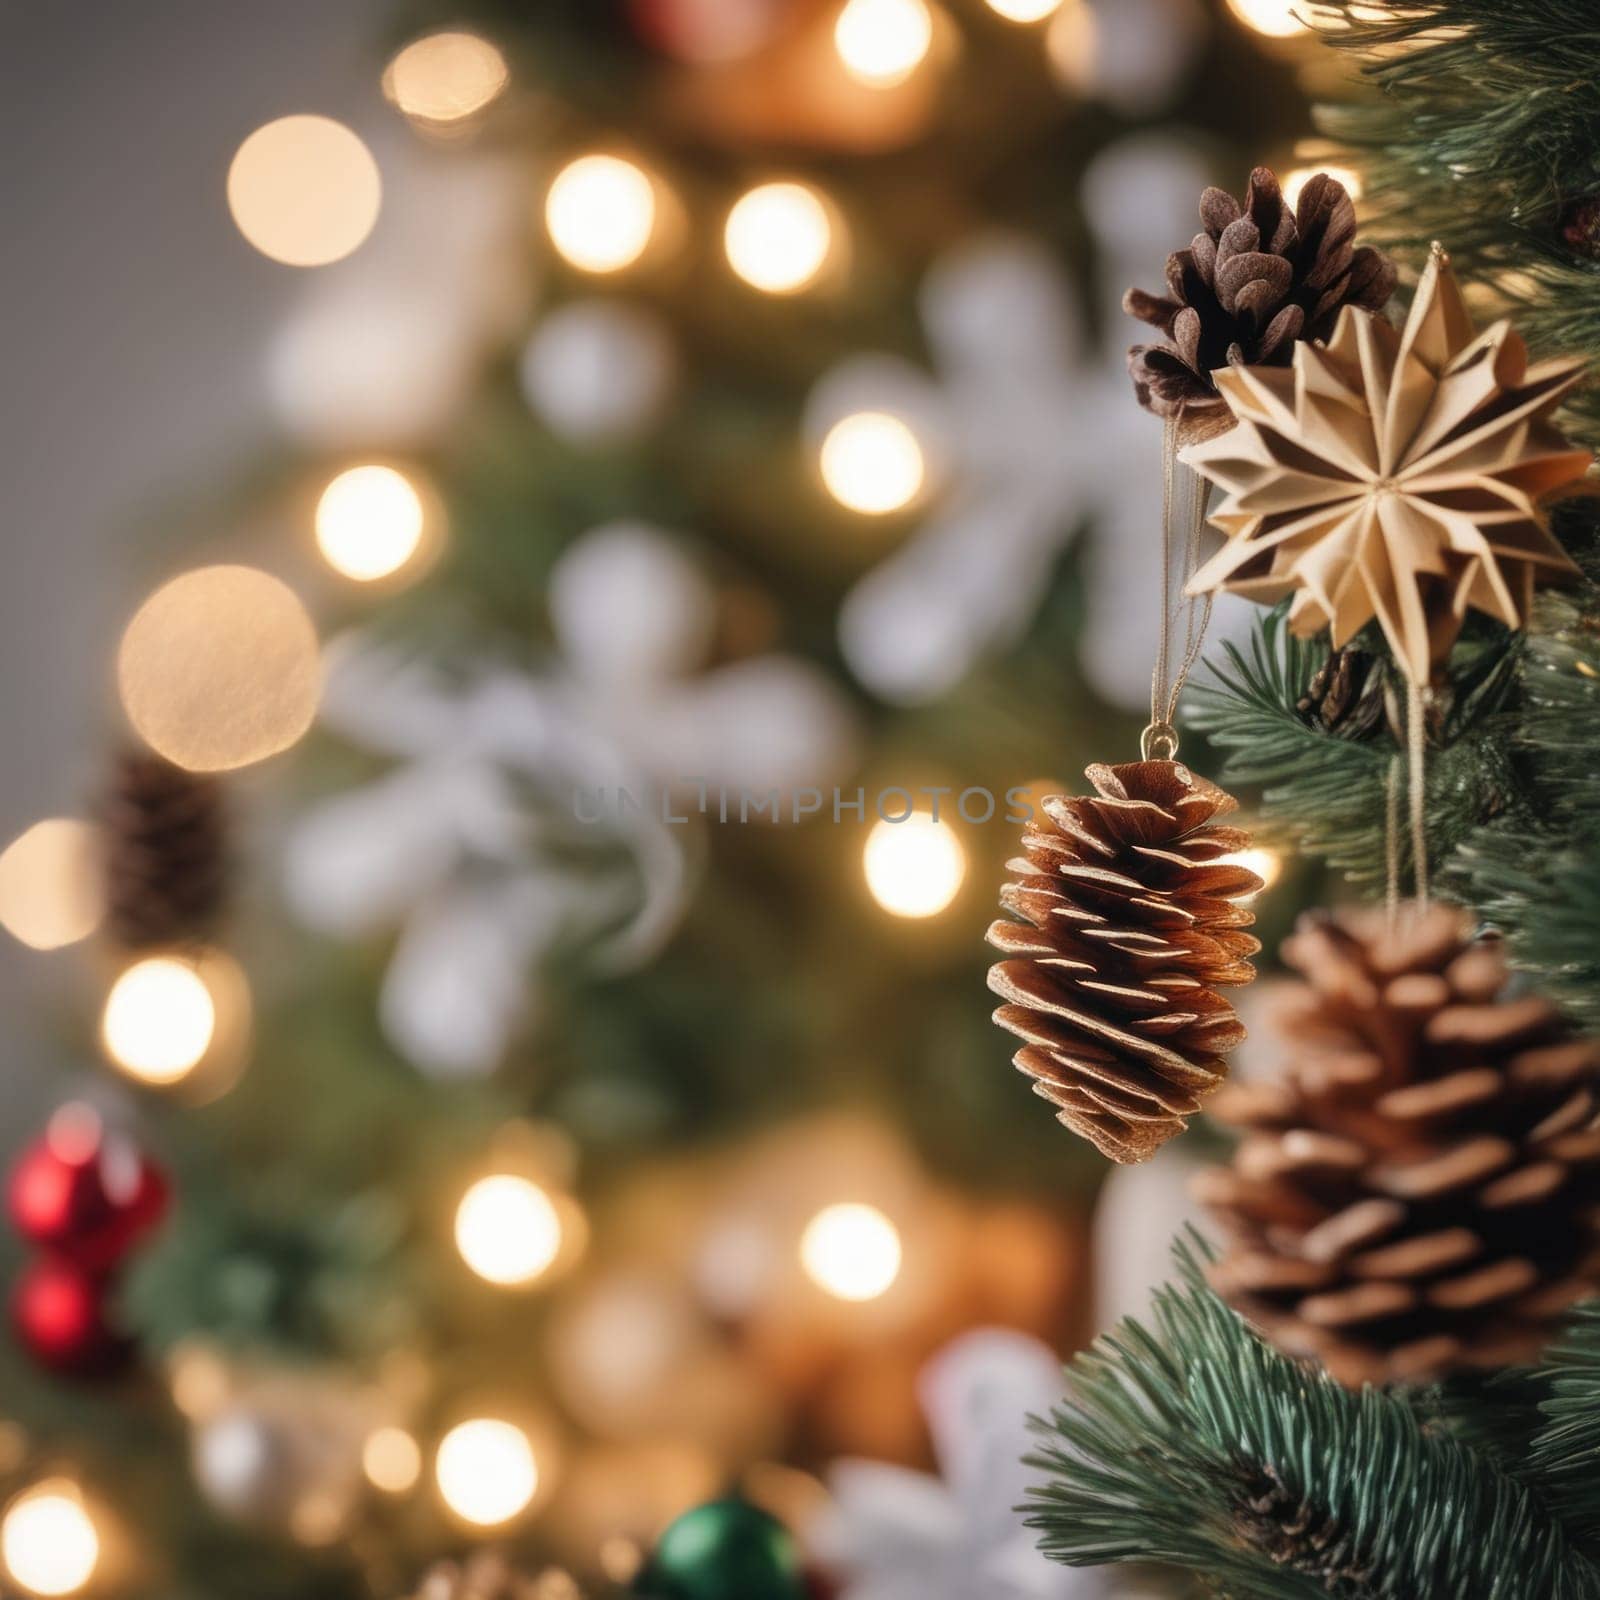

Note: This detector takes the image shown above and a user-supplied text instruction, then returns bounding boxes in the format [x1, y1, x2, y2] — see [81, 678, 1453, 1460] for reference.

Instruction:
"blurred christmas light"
[435, 1419, 538, 1526]
[545, 156, 658, 274]
[833, 0, 935, 87]
[0, 819, 104, 951]
[169, 1342, 232, 1420]
[315, 465, 426, 582]
[1282, 163, 1363, 209]
[985, 0, 1063, 19]
[1224, 0, 1308, 37]
[1, 1482, 99, 1598]
[819, 412, 925, 514]
[454, 1175, 564, 1287]
[226, 115, 381, 267]
[1220, 845, 1282, 898]
[117, 566, 320, 773]
[800, 1202, 903, 1301]
[724, 182, 836, 294]
[101, 955, 216, 1085]
[383, 31, 509, 127]
[363, 1426, 423, 1493]
[862, 813, 965, 918]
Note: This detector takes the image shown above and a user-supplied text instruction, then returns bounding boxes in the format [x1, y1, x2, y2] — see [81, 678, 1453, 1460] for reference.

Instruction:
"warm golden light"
[454, 1175, 564, 1287]
[725, 183, 835, 295]
[800, 1202, 903, 1301]
[1220, 845, 1283, 899]
[364, 1426, 423, 1493]
[1, 1483, 99, 1598]
[985, 0, 1063, 19]
[1225, 0, 1309, 38]
[315, 465, 426, 581]
[819, 412, 925, 514]
[545, 156, 657, 275]
[384, 31, 509, 126]
[862, 813, 966, 918]
[117, 565, 320, 773]
[0, 820, 103, 951]
[226, 115, 381, 267]
[833, 0, 935, 86]
[435, 1419, 538, 1526]
[102, 955, 217, 1085]
[1282, 164, 1364, 210]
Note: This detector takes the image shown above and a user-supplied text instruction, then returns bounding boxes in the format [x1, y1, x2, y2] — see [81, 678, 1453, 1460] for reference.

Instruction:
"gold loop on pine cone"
[1197, 902, 1600, 1388]
[1179, 247, 1592, 687]
[986, 760, 1262, 1165]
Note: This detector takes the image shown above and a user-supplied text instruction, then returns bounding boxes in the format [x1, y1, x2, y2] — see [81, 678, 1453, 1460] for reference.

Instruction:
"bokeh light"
[226, 115, 381, 267]
[363, 1427, 423, 1493]
[862, 813, 966, 917]
[454, 1175, 564, 1287]
[1, 1483, 99, 1598]
[1221, 845, 1282, 899]
[0, 820, 104, 951]
[315, 465, 426, 581]
[545, 156, 658, 275]
[1225, 0, 1309, 38]
[985, 0, 1063, 19]
[384, 31, 509, 126]
[1282, 163, 1363, 209]
[435, 1419, 538, 1526]
[819, 412, 925, 514]
[833, 0, 935, 87]
[117, 565, 320, 773]
[800, 1202, 903, 1301]
[102, 955, 217, 1086]
[725, 183, 835, 294]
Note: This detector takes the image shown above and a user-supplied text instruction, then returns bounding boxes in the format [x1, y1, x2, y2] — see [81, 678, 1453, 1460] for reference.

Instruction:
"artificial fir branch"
[1025, 1237, 1600, 1600]
[1529, 1303, 1600, 1552]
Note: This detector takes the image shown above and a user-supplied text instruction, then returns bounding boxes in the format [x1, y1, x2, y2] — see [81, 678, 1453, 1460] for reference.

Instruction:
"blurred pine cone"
[407, 1553, 555, 1600]
[986, 760, 1262, 1165]
[1197, 904, 1600, 1387]
[1124, 166, 1396, 427]
[1296, 646, 1386, 738]
[103, 749, 227, 947]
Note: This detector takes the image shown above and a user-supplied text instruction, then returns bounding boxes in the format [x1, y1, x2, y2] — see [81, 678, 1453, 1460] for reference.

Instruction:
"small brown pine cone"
[1295, 646, 1386, 738]
[986, 760, 1263, 1165]
[1124, 165, 1397, 426]
[102, 748, 228, 948]
[406, 1552, 554, 1600]
[1197, 904, 1600, 1388]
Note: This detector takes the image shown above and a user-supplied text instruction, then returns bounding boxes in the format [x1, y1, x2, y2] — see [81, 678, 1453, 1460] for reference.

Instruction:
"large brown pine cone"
[1197, 904, 1600, 1387]
[1124, 166, 1397, 426]
[102, 748, 228, 948]
[986, 760, 1262, 1165]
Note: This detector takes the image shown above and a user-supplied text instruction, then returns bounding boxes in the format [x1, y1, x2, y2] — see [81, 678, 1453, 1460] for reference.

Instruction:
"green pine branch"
[1026, 1237, 1600, 1600]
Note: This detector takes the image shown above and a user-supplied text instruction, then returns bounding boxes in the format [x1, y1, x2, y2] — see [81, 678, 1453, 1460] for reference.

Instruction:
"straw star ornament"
[1180, 246, 1591, 685]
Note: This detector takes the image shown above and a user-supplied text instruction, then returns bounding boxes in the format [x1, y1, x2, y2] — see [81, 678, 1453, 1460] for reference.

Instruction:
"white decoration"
[818, 135, 1257, 711]
[268, 145, 530, 448]
[286, 527, 857, 1076]
[814, 1328, 1106, 1600]
[1091, 1143, 1203, 1334]
[520, 299, 677, 446]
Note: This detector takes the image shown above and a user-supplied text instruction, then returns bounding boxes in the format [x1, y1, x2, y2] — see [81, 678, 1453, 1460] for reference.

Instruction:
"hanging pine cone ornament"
[102, 748, 228, 948]
[1124, 166, 1397, 430]
[986, 761, 1263, 1165]
[1197, 904, 1600, 1387]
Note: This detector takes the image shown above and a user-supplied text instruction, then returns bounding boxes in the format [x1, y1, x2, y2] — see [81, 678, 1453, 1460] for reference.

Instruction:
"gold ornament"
[1181, 246, 1591, 686]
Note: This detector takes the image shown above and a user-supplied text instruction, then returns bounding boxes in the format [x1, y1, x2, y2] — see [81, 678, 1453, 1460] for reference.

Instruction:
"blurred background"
[0, 3, 1336, 1596]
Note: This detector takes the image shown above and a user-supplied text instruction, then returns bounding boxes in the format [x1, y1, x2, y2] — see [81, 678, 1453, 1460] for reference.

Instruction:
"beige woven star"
[1180, 246, 1591, 684]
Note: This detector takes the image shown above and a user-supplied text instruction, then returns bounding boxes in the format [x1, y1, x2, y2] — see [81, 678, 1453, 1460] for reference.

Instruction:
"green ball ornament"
[635, 1498, 807, 1600]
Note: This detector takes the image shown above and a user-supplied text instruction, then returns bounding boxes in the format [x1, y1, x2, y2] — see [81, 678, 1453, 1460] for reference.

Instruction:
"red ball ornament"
[8, 1104, 169, 1271]
[629, 0, 790, 63]
[12, 1256, 129, 1376]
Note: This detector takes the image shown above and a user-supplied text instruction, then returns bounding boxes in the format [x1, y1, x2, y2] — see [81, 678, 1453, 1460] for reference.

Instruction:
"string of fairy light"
[0, 2, 1321, 1591]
